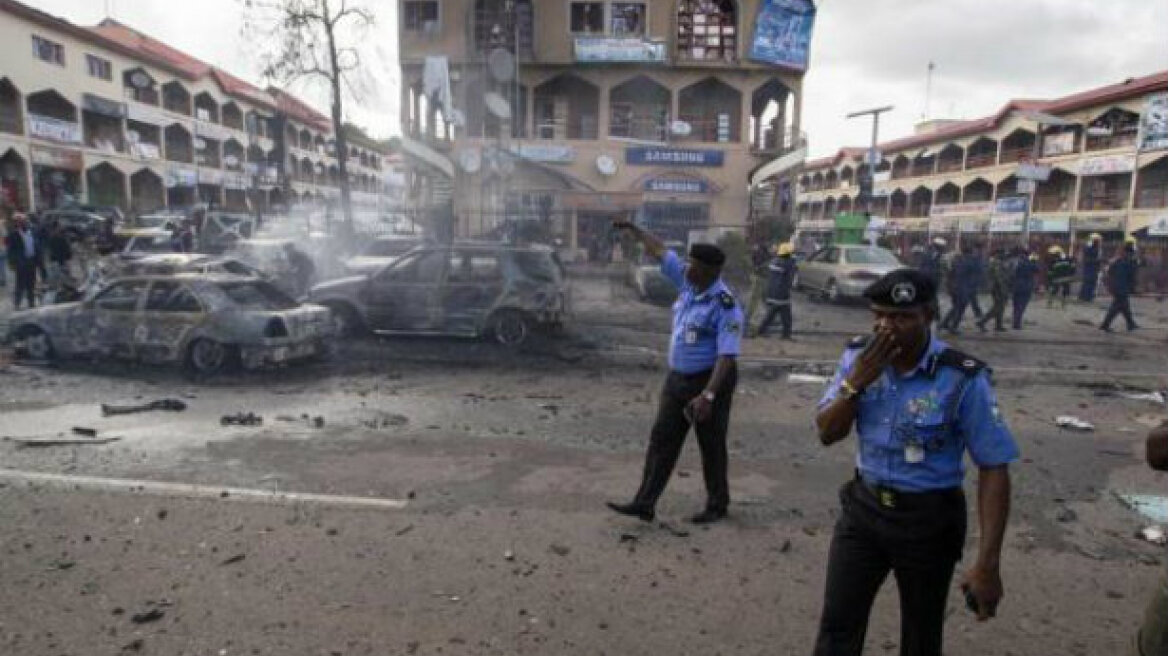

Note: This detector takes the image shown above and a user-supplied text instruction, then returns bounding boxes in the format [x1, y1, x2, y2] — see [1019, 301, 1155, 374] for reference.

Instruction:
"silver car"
[797, 244, 904, 302]
[8, 274, 335, 374]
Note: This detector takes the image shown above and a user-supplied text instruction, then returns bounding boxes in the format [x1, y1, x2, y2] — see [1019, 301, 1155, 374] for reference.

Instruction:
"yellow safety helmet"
[1047, 245, 1064, 255]
[1089, 233, 1102, 241]
[776, 242, 795, 256]
[1125, 236, 1138, 245]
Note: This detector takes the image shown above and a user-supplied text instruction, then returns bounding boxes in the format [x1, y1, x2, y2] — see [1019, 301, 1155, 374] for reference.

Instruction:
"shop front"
[85, 161, 127, 209]
[165, 166, 197, 208]
[198, 168, 224, 207]
[29, 144, 82, 210]
[559, 190, 643, 262]
[130, 168, 165, 215]
[0, 143, 30, 210]
[223, 172, 250, 212]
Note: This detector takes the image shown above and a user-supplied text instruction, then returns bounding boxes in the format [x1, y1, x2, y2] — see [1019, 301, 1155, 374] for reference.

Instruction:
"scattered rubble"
[9, 436, 121, 447]
[220, 412, 263, 427]
[71, 427, 98, 437]
[1054, 416, 1095, 431]
[1139, 526, 1168, 546]
[1116, 493, 1168, 523]
[788, 373, 831, 385]
[102, 399, 188, 417]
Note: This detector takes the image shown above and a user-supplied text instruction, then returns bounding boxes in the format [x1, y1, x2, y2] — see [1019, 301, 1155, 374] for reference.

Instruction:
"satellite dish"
[488, 48, 515, 83]
[485, 92, 512, 120]
[596, 155, 617, 176]
[194, 137, 207, 149]
[459, 148, 482, 173]
[670, 120, 692, 137]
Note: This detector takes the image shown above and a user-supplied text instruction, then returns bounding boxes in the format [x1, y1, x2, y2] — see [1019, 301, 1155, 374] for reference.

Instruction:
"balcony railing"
[965, 152, 997, 169]
[1033, 194, 1073, 212]
[909, 164, 935, 177]
[890, 205, 908, 218]
[891, 167, 910, 180]
[1079, 193, 1128, 211]
[1086, 132, 1138, 152]
[677, 117, 736, 144]
[610, 115, 668, 142]
[0, 109, 21, 135]
[936, 159, 963, 173]
[998, 146, 1032, 164]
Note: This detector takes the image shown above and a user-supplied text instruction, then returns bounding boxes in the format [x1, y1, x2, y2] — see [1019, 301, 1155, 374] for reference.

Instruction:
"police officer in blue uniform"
[813, 268, 1019, 656]
[608, 221, 743, 524]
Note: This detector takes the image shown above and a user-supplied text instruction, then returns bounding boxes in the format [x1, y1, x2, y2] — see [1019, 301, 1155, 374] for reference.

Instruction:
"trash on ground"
[1121, 391, 1167, 404]
[11, 436, 121, 447]
[130, 608, 165, 624]
[221, 412, 263, 426]
[1117, 493, 1168, 523]
[219, 553, 246, 566]
[788, 373, 831, 385]
[1055, 416, 1095, 431]
[102, 399, 187, 417]
[1138, 525, 1168, 545]
[71, 427, 98, 437]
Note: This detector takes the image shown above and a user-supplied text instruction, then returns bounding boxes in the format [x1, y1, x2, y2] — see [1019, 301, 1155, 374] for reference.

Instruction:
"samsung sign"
[626, 147, 724, 167]
[644, 178, 709, 194]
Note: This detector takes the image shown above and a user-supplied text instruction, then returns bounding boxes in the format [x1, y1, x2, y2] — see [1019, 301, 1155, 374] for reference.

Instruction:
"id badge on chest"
[904, 440, 926, 464]
[685, 327, 698, 344]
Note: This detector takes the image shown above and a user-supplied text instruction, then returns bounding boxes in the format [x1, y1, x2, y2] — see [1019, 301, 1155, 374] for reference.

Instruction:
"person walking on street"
[1100, 240, 1140, 332]
[968, 243, 986, 321]
[916, 237, 946, 287]
[6, 213, 42, 309]
[1078, 233, 1103, 302]
[46, 221, 73, 289]
[1011, 249, 1040, 330]
[940, 243, 978, 334]
[1045, 246, 1075, 309]
[1133, 420, 1168, 655]
[756, 242, 798, 339]
[812, 268, 1018, 656]
[607, 220, 743, 525]
[977, 248, 1012, 332]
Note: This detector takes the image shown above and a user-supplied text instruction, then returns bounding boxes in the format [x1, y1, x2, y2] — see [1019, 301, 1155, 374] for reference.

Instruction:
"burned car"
[342, 235, 425, 276]
[8, 274, 335, 374]
[309, 242, 568, 345]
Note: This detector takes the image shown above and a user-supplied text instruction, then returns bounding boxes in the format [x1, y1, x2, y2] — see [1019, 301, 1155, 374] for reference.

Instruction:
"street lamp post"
[846, 105, 894, 217]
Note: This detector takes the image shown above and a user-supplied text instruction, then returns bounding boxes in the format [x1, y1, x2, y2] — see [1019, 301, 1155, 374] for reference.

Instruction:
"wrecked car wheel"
[490, 310, 531, 347]
[186, 338, 234, 375]
[325, 303, 364, 337]
[16, 325, 55, 361]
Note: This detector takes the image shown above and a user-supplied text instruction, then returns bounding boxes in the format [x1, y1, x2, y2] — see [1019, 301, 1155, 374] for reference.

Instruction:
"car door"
[800, 248, 826, 291]
[71, 279, 149, 358]
[441, 248, 504, 335]
[139, 280, 205, 363]
[362, 249, 448, 333]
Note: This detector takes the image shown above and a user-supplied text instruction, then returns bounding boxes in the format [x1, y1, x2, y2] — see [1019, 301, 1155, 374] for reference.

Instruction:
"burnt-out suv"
[308, 242, 568, 345]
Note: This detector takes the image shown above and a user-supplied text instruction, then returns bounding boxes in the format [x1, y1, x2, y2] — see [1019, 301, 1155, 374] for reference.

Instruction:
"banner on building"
[989, 216, 1069, 233]
[929, 201, 994, 218]
[29, 145, 82, 170]
[130, 142, 161, 161]
[166, 167, 197, 188]
[126, 103, 167, 126]
[626, 147, 724, 167]
[1149, 215, 1168, 236]
[26, 115, 82, 144]
[574, 37, 666, 63]
[993, 195, 1029, 215]
[1073, 215, 1124, 232]
[1078, 154, 1136, 176]
[510, 144, 576, 163]
[1138, 93, 1168, 152]
[748, 0, 817, 70]
[1042, 132, 1076, 157]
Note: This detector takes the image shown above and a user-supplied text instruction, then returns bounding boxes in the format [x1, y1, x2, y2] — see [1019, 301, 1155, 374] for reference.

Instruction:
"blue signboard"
[994, 195, 1029, 214]
[749, 0, 817, 71]
[644, 178, 710, 194]
[626, 147, 724, 167]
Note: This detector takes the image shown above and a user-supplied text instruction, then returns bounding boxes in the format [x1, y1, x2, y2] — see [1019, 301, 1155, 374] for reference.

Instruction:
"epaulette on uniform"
[846, 335, 870, 349]
[718, 291, 736, 309]
[935, 348, 988, 377]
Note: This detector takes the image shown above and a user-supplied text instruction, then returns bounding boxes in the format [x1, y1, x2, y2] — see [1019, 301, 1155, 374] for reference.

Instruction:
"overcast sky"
[31, 0, 1168, 156]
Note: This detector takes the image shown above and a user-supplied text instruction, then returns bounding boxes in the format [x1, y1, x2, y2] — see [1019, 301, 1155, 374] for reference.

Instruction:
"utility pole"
[846, 105, 894, 216]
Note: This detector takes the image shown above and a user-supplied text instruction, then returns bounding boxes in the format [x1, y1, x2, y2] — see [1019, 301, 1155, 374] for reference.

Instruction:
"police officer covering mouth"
[608, 220, 743, 525]
[813, 268, 1019, 656]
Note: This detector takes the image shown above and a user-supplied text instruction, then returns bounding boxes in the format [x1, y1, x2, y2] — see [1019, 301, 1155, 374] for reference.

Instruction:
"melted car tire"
[185, 338, 236, 376]
[489, 310, 531, 347]
[325, 302, 364, 338]
[16, 325, 55, 361]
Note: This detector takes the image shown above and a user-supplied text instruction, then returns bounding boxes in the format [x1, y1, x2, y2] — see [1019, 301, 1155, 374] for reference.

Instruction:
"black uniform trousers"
[978, 291, 1008, 330]
[13, 261, 37, 309]
[1011, 291, 1032, 329]
[756, 301, 792, 337]
[632, 365, 738, 513]
[1101, 293, 1137, 330]
[814, 479, 967, 656]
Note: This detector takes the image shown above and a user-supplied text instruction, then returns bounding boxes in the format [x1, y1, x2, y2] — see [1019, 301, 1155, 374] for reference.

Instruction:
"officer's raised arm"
[613, 219, 666, 260]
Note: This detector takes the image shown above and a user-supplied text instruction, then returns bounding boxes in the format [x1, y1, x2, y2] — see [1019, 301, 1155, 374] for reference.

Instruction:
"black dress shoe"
[688, 508, 727, 525]
[606, 501, 655, 522]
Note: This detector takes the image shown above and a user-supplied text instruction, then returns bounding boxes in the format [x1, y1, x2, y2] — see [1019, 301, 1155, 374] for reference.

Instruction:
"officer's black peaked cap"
[689, 243, 726, 267]
[863, 268, 936, 309]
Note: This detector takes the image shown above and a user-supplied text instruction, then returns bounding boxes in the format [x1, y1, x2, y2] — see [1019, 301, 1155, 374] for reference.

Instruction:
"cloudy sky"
[31, 0, 1168, 156]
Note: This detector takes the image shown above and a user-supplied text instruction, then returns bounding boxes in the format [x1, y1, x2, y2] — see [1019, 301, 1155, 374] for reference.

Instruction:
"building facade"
[397, 0, 809, 257]
[795, 71, 1168, 273]
[0, 0, 392, 217]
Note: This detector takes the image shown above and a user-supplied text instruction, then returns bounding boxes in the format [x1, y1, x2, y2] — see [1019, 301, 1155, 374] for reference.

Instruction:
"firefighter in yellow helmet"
[1046, 245, 1075, 309]
[756, 242, 798, 339]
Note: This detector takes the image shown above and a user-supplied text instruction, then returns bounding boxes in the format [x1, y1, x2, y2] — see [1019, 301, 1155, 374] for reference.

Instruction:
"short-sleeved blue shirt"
[660, 250, 743, 374]
[818, 336, 1019, 492]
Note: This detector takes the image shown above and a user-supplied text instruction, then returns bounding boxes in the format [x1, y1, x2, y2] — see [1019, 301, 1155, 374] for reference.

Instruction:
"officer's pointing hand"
[848, 329, 901, 391]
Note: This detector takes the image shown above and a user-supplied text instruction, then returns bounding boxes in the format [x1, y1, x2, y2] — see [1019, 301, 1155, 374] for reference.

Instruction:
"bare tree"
[243, 0, 374, 236]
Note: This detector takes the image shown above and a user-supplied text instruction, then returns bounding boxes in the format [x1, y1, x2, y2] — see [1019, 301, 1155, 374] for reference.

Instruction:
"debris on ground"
[1055, 415, 1095, 431]
[130, 608, 165, 624]
[1138, 526, 1168, 545]
[71, 426, 98, 437]
[312, 416, 325, 428]
[220, 412, 263, 427]
[219, 553, 246, 566]
[1135, 414, 1167, 429]
[658, 522, 690, 538]
[9, 436, 121, 447]
[788, 373, 831, 385]
[1055, 507, 1078, 523]
[1116, 493, 1168, 523]
[1120, 391, 1167, 405]
[101, 399, 187, 417]
[548, 543, 571, 557]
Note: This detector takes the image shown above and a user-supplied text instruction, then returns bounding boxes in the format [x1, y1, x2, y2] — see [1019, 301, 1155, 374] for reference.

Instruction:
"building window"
[677, 0, 738, 61]
[570, 2, 605, 33]
[32, 35, 65, 66]
[86, 54, 113, 81]
[403, 1, 439, 31]
[611, 2, 646, 35]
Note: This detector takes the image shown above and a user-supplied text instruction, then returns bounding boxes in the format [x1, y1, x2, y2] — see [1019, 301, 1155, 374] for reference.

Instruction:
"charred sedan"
[8, 275, 335, 374]
[310, 242, 568, 346]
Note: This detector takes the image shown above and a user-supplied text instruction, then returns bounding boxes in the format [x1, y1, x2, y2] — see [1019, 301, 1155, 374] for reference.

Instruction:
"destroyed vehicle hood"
[10, 302, 82, 322]
[311, 275, 367, 295]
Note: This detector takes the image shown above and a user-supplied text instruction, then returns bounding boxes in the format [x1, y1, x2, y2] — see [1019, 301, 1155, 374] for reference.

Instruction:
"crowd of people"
[1, 204, 85, 310]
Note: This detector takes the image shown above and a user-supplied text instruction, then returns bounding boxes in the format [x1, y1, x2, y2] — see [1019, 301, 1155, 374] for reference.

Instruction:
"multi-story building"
[0, 0, 392, 217]
[397, 0, 810, 256]
[794, 71, 1168, 272]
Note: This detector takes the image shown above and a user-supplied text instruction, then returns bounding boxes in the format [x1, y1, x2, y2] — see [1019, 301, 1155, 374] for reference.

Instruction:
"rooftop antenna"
[922, 60, 935, 120]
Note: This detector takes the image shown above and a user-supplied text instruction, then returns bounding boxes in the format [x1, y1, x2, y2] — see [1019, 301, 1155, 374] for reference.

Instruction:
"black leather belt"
[856, 474, 960, 510]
